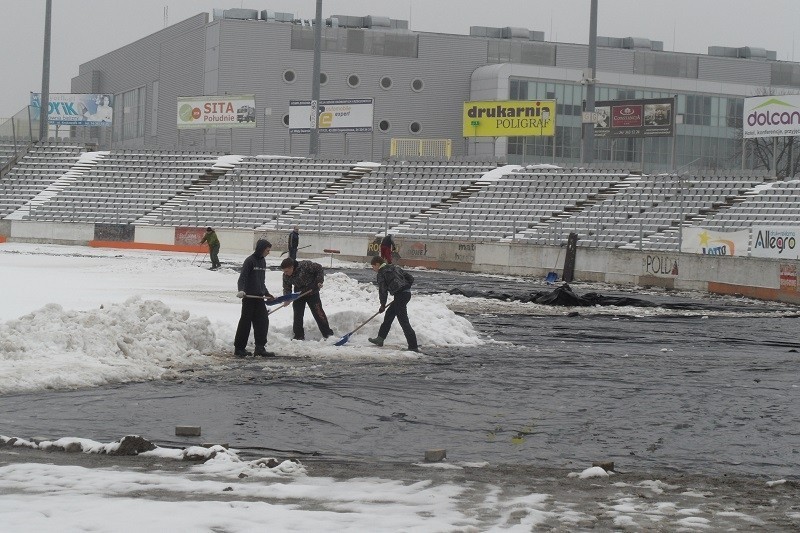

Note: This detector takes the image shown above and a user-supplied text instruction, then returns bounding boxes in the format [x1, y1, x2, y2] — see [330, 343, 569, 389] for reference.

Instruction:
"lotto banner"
[681, 227, 749, 256]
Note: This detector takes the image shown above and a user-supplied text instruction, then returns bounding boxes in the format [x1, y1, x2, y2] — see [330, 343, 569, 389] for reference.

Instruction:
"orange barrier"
[89, 240, 205, 253]
[0, 235, 6, 243]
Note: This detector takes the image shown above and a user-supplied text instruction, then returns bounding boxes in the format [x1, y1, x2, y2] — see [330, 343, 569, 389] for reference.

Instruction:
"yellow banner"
[463, 100, 556, 137]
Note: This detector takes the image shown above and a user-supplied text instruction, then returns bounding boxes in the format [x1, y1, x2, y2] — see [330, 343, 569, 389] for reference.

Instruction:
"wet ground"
[2, 269, 800, 529]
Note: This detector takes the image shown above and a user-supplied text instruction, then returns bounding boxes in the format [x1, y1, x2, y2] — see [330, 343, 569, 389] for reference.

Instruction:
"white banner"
[30, 93, 114, 126]
[681, 227, 749, 256]
[750, 226, 800, 259]
[743, 95, 800, 139]
[289, 98, 373, 133]
[177, 95, 256, 129]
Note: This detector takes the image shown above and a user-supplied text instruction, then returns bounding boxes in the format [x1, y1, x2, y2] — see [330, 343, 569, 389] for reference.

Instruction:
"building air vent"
[261, 11, 294, 22]
[471, 26, 543, 41]
[364, 15, 391, 28]
[708, 45, 776, 60]
[222, 8, 259, 21]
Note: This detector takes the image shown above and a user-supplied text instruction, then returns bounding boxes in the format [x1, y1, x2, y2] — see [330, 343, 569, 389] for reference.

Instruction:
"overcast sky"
[2, 0, 799, 119]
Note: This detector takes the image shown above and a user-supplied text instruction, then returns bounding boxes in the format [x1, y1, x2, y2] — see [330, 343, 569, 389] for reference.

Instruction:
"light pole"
[580, 0, 598, 165]
[384, 173, 395, 235]
[309, 0, 323, 157]
[39, 0, 53, 141]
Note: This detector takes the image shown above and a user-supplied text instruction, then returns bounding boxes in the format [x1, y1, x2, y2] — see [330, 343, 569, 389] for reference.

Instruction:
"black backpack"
[383, 265, 413, 294]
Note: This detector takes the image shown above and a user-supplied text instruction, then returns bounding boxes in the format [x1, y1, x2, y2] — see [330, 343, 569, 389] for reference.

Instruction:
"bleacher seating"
[1, 147, 795, 252]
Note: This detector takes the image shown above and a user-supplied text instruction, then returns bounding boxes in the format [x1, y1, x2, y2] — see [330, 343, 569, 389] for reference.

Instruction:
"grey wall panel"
[556, 44, 634, 74]
[157, 29, 207, 149]
[698, 57, 771, 86]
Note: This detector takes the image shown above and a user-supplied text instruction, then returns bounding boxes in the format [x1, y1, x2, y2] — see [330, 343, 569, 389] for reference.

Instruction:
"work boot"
[234, 348, 251, 358]
[406, 347, 420, 353]
[368, 336, 385, 347]
[254, 346, 275, 357]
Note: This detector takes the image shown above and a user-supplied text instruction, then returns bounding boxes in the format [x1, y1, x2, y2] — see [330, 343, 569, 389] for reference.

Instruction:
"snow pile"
[0, 297, 219, 394]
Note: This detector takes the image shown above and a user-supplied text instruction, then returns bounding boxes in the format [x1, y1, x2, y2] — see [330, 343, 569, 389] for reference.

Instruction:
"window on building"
[114, 86, 146, 141]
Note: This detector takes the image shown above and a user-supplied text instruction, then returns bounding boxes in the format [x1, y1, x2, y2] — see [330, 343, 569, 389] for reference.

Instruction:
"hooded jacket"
[237, 239, 273, 297]
[283, 259, 324, 294]
[288, 229, 299, 250]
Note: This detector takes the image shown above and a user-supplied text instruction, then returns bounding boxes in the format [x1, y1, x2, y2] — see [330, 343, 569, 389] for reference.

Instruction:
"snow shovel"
[546, 248, 563, 285]
[267, 290, 313, 316]
[244, 290, 311, 305]
[334, 306, 387, 346]
[280, 245, 311, 257]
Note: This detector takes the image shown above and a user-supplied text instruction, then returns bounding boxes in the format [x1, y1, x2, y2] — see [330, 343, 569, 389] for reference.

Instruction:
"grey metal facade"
[71, 11, 800, 170]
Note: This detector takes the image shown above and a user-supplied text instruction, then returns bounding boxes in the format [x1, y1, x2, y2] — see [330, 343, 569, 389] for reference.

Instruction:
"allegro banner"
[742, 95, 800, 139]
[177, 95, 256, 129]
[750, 226, 800, 259]
[462, 100, 555, 137]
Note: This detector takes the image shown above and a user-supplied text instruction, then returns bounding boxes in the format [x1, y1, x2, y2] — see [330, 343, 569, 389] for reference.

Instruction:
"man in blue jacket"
[234, 239, 275, 357]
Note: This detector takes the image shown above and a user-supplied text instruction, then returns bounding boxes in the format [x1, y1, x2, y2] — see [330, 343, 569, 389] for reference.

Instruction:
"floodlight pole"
[39, 0, 53, 141]
[580, 0, 598, 165]
[309, 0, 323, 157]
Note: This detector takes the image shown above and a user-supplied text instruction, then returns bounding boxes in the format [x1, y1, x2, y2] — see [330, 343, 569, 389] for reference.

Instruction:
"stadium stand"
[3, 144, 795, 252]
[0, 142, 85, 219]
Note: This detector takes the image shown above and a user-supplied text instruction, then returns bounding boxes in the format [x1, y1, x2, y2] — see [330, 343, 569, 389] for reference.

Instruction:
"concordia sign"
[177, 95, 257, 129]
[289, 99, 374, 133]
[462, 100, 556, 137]
[594, 97, 674, 138]
[743, 95, 800, 139]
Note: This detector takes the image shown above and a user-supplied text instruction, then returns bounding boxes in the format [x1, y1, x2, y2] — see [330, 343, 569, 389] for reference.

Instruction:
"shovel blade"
[545, 272, 558, 284]
[334, 333, 351, 346]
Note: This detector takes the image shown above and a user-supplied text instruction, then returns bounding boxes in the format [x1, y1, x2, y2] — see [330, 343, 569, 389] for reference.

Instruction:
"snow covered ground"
[1, 242, 798, 531]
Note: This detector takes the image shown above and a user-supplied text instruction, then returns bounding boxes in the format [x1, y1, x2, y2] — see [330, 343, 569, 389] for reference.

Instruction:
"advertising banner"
[742, 95, 800, 139]
[462, 100, 555, 137]
[30, 93, 114, 126]
[750, 226, 800, 259]
[289, 98, 374, 133]
[177, 95, 256, 129]
[593, 97, 674, 138]
[681, 227, 749, 256]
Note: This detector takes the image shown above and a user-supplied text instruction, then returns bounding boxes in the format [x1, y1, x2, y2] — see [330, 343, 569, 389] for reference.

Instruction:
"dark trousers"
[380, 245, 393, 264]
[288, 247, 297, 260]
[209, 244, 220, 267]
[292, 292, 334, 339]
[234, 298, 269, 349]
[378, 291, 417, 349]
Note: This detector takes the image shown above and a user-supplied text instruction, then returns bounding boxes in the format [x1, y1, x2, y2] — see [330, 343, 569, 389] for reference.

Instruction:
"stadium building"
[68, 8, 800, 172]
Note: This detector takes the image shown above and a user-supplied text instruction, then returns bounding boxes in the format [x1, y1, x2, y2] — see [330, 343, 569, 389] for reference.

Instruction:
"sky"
[1, 242, 790, 530]
[1, 0, 799, 119]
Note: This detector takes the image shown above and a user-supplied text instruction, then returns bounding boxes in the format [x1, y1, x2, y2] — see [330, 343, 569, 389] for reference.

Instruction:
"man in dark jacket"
[379, 234, 395, 264]
[287, 226, 300, 260]
[234, 239, 275, 357]
[200, 227, 221, 269]
[368, 256, 419, 352]
[280, 257, 334, 340]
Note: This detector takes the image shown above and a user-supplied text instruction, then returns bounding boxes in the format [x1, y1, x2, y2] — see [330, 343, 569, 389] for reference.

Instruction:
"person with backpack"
[234, 239, 275, 357]
[368, 256, 419, 352]
[280, 257, 335, 340]
[200, 227, 221, 269]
